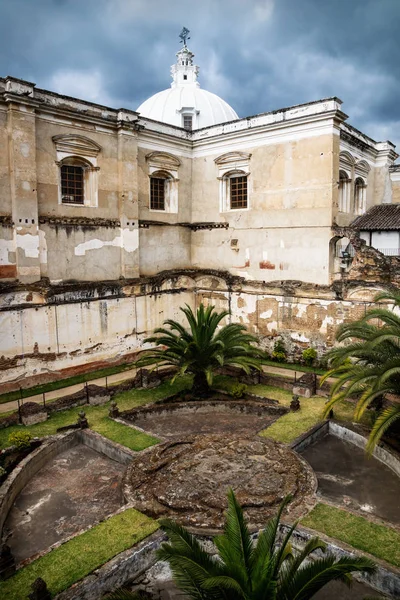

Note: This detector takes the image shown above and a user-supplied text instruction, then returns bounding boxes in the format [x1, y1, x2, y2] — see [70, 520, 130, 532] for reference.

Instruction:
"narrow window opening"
[61, 165, 84, 204]
[230, 175, 248, 209]
[183, 115, 192, 130]
[183, 74, 187, 80]
[150, 177, 166, 210]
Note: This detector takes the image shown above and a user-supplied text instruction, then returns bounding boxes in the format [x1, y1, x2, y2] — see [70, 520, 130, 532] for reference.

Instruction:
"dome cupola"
[136, 29, 238, 130]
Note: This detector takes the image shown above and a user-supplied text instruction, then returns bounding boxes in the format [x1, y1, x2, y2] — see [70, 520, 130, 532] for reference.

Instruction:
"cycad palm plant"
[322, 290, 400, 452]
[135, 304, 265, 396]
[156, 490, 376, 600]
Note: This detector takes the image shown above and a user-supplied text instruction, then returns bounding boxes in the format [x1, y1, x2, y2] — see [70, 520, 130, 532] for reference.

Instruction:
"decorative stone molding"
[52, 135, 102, 158]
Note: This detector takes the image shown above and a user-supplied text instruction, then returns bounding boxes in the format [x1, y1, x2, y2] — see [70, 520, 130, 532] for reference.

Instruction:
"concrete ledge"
[0, 429, 136, 540]
[280, 523, 400, 599]
[55, 531, 165, 600]
[291, 420, 400, 479]
[291, 420, 329, 453]
[78, 429, 136, 466]
[329, 421, 400, 478]
[0, 431, 79, 534]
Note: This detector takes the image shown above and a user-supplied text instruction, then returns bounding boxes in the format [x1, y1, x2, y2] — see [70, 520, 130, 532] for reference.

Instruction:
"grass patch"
[0, 376, 191, 451]
[249, 383, 372, 444]
[0, 508, 158, 600]
[0, 362, 137, 405]
[301, 503, 400, 567]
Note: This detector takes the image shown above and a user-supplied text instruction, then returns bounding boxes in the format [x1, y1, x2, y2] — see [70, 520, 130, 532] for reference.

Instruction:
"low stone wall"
[281, 523, 400, 599]
[0, 429, 136, 540]
[120, 397, 288, 425]
[291, 420, 330, 453]
[0, 431, 78, 535]
[78, 429, 136, 466]
[55, 532, 165, 600]
[329, 421, 400, 478]
[291, 420, 400, 479]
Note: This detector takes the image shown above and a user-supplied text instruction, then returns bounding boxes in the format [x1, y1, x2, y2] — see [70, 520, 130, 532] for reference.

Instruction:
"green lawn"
[301, 503, 400, 567]
[246, 383, 372, 444]
[0, 362, 138, 405]
[0, 508, 158, 600]
[0, 376, 191, 451]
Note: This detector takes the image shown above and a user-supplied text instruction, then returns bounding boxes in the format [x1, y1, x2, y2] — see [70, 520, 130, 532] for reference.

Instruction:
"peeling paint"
[291, 332, 310, 343]
[74, 229, 139, 256]
[260, 309, 272, 319]
[16, 232, 40, 258]
[267, 320, 278, 332]
[0, 238, 15, 263]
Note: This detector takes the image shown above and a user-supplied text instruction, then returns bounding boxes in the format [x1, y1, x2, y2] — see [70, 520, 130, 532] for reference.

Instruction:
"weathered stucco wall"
[139, 225, 191, 275]
[190, 133, 337, 285]
[0, 270, 390, 385]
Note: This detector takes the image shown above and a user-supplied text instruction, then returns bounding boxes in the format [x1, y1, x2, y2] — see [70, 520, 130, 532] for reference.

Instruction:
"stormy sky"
[1, 0, 399, 150]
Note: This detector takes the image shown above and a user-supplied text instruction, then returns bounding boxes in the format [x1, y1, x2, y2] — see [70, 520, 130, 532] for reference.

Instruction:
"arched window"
[338, 170, 351, 213]
[354, 177, 366, 215]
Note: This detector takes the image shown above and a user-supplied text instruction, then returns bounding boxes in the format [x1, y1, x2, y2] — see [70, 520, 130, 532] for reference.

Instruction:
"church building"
[0, 36, 399, 386]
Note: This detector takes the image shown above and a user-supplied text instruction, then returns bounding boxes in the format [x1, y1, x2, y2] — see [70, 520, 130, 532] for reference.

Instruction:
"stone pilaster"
[117, 111, 140, 279]
[5, 77, 40, 283]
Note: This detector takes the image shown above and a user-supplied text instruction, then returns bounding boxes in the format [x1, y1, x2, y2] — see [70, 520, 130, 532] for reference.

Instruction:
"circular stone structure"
[124, 435, 316, 531]
[119, 398, 287, 438]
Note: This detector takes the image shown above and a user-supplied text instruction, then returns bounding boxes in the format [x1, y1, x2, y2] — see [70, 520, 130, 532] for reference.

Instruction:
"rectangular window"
[183, 115, 192, 131]
[230, 175, 247, 209]
[61, 165, 84, 204]
[150, 177, 165, 210]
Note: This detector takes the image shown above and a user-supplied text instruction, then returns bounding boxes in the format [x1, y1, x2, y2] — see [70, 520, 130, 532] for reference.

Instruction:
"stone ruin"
[124, 434, 316, 531]
[19, 402, 48, 426]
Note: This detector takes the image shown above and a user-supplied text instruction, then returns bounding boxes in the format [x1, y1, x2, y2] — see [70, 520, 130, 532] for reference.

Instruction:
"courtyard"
[0, 364, 399, 599]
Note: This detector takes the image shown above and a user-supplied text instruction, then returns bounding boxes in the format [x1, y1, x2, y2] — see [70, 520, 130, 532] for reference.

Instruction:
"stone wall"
[0, 268, 395, 385]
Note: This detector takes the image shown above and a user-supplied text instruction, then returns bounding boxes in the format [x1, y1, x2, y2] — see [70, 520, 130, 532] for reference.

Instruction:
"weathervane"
[179, 27, 190, 46]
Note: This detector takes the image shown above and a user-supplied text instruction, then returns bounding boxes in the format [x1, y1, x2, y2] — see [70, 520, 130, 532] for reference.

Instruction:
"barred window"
[61, 165, 84, 204]
[150, 177, 166, 210]
[230, 175, 247, 209]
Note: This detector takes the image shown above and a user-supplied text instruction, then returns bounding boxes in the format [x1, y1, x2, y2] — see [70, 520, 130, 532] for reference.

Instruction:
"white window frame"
[146, 152, 181, 214]
[53, 135, 101, 208]
[215, 152, 251, 213]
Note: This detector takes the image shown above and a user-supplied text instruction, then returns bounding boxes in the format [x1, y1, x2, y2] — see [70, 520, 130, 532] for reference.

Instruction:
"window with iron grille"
[61, 165, 84, 204]
[150, 177, 166, 210]
[183, 115, 192, 131]
[230, 175, 247, 209]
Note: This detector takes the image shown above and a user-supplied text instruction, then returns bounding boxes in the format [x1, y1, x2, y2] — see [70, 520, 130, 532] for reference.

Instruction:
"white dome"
[136, 44, 238, 130]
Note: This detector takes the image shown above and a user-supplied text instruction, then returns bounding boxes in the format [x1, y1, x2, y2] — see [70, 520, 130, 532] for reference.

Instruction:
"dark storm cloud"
[1, 0, 399, 148]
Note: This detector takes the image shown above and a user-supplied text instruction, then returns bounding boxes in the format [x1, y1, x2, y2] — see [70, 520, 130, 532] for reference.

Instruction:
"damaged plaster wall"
[0, 269, 392, 386]
[190, 132, 337, 285]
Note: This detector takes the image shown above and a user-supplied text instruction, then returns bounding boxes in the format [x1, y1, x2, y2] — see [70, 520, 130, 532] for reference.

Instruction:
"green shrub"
[272, 339, 287, 363]
[302, 347, 317, 366]
[271, 351, 286, 363]
[0, 466, 6, 477]
[8, 430, 32, 449]
[230, 382, 248, 398]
